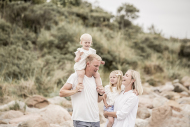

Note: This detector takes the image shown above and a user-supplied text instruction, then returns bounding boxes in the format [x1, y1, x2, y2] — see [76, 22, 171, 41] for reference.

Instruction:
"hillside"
[0, 0, 190, 98]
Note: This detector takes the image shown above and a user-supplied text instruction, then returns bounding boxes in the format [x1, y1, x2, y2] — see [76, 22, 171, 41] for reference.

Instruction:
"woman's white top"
[112, 90, 138, 127]
[104, 85, 125, 105]
[74, 48, 96, 71]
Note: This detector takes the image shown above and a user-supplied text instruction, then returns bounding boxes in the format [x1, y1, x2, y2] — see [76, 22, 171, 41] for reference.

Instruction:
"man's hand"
[76, 83, 84, 92]
[96, 86, 105, 95]
[101, 61, 105, 65]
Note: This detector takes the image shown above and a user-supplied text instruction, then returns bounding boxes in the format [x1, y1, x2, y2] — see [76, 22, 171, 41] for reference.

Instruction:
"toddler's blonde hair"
[80, 33, 92, 43]
[109, 70, 123, 92]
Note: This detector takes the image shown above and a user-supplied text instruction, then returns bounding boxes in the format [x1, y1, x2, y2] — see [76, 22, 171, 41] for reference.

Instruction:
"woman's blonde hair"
[129, 70, 143, 95]
[109, 70, 123, 92]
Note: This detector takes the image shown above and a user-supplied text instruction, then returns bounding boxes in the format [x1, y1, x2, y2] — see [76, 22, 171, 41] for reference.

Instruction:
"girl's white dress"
[74, 48, 96, 71]
[104, 85, 125, 106]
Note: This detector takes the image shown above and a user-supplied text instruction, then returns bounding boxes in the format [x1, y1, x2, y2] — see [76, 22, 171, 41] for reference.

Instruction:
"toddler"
[74, 33, 104, 91]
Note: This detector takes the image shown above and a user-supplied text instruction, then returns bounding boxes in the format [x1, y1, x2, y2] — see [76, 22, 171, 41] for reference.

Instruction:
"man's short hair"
[86, 54, 102, 63]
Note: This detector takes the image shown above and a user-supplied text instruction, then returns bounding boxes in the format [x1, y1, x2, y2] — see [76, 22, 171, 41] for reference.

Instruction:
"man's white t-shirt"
[66, 73, 100, 122]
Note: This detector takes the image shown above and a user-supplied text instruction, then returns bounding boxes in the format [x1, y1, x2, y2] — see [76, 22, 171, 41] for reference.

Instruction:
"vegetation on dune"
[0, 0, 189, 100]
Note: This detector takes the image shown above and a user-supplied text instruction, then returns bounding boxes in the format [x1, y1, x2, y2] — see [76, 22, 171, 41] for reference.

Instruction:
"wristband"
[98, 93, 103, 96]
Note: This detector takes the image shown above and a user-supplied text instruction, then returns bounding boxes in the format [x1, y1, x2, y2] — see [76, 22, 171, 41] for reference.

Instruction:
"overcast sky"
[86, 0, 190, 39]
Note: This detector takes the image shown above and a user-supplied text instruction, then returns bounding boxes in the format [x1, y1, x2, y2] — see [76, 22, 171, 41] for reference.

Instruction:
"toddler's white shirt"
[74, 48, 96, 71]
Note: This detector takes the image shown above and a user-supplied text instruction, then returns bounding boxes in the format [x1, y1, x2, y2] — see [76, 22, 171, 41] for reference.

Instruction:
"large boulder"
[173, 79, 190, 95]
[177, 97, 190, 104]
[40, 104, 71, 124]
[148, 104, 190, 127]
[48, 96, 72, 108]
[160, 91, 181, 100]
[181, 76, 190, 88]
[139, 95, 153, 109]
[137, 104, 151, 119]
[0, 110, 23, 119]
[135, 118, 148, 127]
[160, 82, 174, 92]
[153, 96, 169, 108]
[25, 95, 49, 109]
[18, 117, 50, 127]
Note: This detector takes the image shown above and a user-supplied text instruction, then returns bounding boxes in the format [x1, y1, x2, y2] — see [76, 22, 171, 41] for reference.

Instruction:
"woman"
[104, 70, 143, 127]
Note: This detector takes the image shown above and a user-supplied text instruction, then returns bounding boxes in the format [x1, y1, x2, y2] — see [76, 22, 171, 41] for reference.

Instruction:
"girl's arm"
[104, 111, 117, 118]
[74, 51, 83, 62]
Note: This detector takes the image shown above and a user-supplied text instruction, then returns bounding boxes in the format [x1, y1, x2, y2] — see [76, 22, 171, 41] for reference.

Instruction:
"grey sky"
[86, 0, 190, 39]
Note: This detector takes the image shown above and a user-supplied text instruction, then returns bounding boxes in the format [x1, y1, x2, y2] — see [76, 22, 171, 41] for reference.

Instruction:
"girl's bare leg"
[107, 117, 114, 127]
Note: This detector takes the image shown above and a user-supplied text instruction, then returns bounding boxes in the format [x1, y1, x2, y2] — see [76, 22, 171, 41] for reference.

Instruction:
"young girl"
[74, 33, 104, 91]
[103, 70, 124, 127]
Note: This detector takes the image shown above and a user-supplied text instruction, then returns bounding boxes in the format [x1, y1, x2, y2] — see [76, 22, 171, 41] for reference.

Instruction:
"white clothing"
[104, 85, 125, 105]
[66, 72, 100, 122]
[74, 48, 96, 70]
[112, 90, 138, 127]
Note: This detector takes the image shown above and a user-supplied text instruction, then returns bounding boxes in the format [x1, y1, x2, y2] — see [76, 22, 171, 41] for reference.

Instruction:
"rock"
[48, 96, 72, 108]
[0, 100, 26, 112]
[40, 104, 71, 124]
[148, 105, 172, 127]
[9, 114, 41, 124]
[137, 104, 150, 119]
[148, 104, 190, 127]
[0, 110, 23, 119]
[60, 120, 73, 127]
[173, 81, 190, 95]
[142, 83, 153, 95]
[25, 95, 49, 109]
[160, 82, 174, 92]
[139, 95, 153, 109]
[177, 97, 190, 104]
[18, 117, 50, 127]
[181, 76, 190, 88]
[160, 91, 181, 100]
[166, 100, 181, 112]
[135, 118, 148, 127]
[153, 96, 169, 108]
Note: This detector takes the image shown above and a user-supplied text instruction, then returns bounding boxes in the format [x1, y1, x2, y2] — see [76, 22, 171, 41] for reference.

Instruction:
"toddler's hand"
[96, 86, 105, 95]
[101, 61, 105, 65]
[78, 51, 84, 56]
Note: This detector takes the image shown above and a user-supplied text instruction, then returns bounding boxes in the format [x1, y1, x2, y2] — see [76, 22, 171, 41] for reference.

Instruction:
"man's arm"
[59, 83, 83, 97]
[97, 86, 105, 102]
[98, 94, 104, 102]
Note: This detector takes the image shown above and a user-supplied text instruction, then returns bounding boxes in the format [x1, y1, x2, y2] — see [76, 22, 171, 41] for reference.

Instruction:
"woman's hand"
[133, 89, 139, 96]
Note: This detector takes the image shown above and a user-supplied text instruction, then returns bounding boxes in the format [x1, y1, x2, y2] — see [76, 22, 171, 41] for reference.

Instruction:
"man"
[59, 54, 105, 127]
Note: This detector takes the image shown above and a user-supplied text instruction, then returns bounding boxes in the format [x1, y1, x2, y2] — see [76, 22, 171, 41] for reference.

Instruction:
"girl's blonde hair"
[129, 70, 143, 95]
[109, 70, 123, 92]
